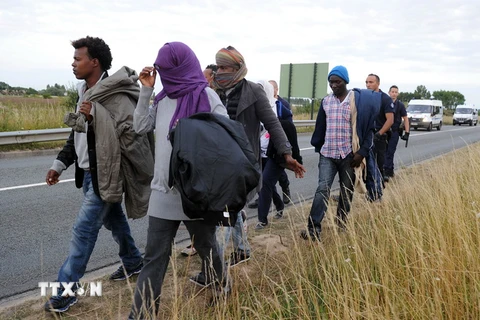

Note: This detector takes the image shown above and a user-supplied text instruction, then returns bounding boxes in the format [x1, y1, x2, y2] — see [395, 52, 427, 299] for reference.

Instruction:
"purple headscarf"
[153, 42, 210, 130]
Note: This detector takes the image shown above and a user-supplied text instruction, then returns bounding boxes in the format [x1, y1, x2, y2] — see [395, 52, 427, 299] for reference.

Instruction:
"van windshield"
[455, 108, 473, 114]
[407, 105, 431, 113]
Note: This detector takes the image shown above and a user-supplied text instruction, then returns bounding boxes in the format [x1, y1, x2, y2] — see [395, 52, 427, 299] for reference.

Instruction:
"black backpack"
[168, 112, 260, 226]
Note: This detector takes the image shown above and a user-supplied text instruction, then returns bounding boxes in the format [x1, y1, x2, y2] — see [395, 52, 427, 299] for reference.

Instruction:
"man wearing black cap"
[301, 66, 377, 240]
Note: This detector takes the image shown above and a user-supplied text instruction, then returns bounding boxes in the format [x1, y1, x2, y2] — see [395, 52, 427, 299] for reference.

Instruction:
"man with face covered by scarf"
[212, 46, 306, 267]
[128, 42, 228, 319]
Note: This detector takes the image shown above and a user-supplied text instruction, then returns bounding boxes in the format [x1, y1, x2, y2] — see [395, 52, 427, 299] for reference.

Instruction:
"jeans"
[365, 148, 383, 201]
[57, 171, 141, 283]
[384, 130, 400, 175]
[131, 216, 223, 319]
[258, 159, 285, 224]
[216, 213, 250, 261]
[308, 153, 355, 231]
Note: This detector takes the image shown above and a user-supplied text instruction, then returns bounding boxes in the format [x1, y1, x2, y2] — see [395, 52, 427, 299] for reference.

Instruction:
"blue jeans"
[131, 216, 223, 319]
[216, 213, 250, 260]
[365, 148, 383, 201]
[258, 159, 284, 224]
[384, 130, 400, 175]
[57, 171, 142, 283]
[308, 153, 355, 231]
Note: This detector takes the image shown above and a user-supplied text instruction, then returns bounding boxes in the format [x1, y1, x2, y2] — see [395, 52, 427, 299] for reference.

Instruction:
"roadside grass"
[0, 96, 71, 132]
[2, 142, 480, 319]
[0, 97, 315, 152]
[443, 115, 452, 125]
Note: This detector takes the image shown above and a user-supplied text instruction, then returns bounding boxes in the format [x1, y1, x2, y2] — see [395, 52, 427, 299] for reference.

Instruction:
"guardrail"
[293, 120, 316, 127]
[0, 128, 72, 146]
[0, 120, 316, 146]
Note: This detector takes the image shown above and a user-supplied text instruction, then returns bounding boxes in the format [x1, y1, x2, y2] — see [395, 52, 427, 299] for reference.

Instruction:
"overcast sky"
[1, 0, 479, 104]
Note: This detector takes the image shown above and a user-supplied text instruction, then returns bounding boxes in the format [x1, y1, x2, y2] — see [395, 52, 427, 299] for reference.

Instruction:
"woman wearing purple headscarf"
[129, 42, 228, 319]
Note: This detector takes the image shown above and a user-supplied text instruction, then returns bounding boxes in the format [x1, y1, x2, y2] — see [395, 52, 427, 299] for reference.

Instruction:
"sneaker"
[44, 291, 78, 313]
[300, 227, 321, 241]
[110, 261, 143, 281]
[255, 221, 268, 230]
[273, 210, 284, 219]
[228, 250, 250, 267]
[181, 244, 198, 257]
[189, 272, 216, 288]
[247, 199, 259, 209]
[282, 187, 291, 204]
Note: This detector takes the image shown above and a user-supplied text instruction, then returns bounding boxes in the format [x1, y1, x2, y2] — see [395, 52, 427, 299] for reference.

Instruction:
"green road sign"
[279, 62, 329, 100]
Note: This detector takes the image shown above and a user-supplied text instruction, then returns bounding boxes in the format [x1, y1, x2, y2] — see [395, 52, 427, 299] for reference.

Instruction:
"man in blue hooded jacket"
[301, 66, 378, 240]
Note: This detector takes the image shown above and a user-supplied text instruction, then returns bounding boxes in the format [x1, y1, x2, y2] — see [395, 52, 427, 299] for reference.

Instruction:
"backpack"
[168, 112, 260, 226]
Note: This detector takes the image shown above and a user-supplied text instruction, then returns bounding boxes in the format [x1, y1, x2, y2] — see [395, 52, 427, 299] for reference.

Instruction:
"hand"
[79, 101, 93, 122]
[46, 169, 60, 186]
[374, 131, 386, 140]
[284, 154, 306, 178]
[139, 67, 157, 88]
[350, 153, 364, 168]
[401, 132, 410, 141]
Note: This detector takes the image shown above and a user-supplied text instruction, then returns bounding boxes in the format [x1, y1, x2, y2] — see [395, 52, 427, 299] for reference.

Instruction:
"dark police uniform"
[384, 99, 407, 177]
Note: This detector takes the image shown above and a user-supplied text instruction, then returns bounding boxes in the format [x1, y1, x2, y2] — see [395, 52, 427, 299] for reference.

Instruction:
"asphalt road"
[1, 125, 480, 303]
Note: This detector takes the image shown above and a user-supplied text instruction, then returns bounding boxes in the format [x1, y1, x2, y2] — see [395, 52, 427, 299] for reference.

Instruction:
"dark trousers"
[258, 159, 285, 224]
[374, 133, 387, 178]
[130, 216, 223, 319]
[384, 130, 400, 176]
[278, 170, 289, 192]
[365, 148, 383, 201]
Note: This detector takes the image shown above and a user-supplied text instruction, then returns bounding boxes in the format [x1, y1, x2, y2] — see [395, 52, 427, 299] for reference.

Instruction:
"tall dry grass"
[150, 143, 480, 319]
[2, 144, 480, 320]
[0, 96, 70, 132]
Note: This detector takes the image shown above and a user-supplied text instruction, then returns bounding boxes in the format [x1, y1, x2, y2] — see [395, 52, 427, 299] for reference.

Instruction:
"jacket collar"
[236, 80, 257, 116]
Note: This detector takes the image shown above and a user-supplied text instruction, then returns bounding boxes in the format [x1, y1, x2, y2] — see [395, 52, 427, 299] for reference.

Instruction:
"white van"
[407, 99, 444, 131]
[453, 105, 478, 126]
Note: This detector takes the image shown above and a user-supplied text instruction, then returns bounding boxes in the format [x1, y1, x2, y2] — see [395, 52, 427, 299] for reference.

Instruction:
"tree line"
[396, 85, 465, 109]
[289, 85, 466, 111]
[0, 81, 68, 98]
[1, 80, 466, 110]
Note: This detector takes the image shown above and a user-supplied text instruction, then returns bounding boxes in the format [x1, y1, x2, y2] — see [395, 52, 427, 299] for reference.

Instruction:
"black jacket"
[56, 125, 99, 195]
[266, 119, 303, 166]
[169, 112, 261, 225]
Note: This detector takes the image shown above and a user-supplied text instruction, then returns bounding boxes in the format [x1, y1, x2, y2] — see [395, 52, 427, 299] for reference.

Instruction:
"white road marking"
[0, 178, 75, 192]
[300, 147, 314, 151]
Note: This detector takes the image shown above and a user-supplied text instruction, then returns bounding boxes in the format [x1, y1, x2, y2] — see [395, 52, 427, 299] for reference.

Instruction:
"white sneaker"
[181, 244, 197, 256]
[255, 222, 267, 230]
